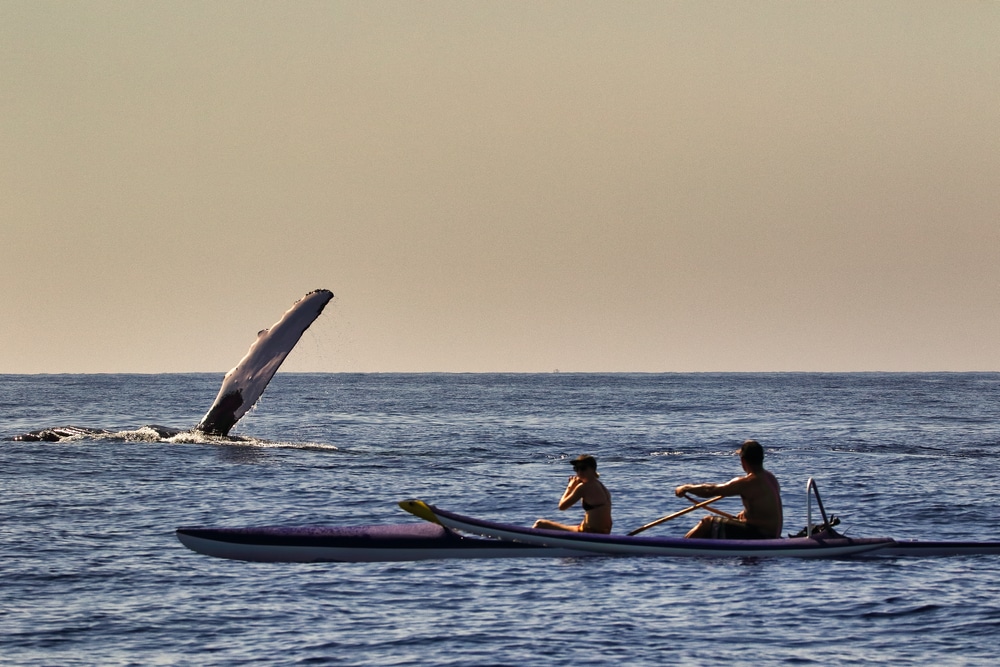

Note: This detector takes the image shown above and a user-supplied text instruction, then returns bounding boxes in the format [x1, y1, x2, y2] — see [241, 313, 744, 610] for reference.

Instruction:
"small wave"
[242, 441, 340, 453]
[164, 431, 338, 451]
[861, 603, 942, 619]
[117, 427, 171, 443]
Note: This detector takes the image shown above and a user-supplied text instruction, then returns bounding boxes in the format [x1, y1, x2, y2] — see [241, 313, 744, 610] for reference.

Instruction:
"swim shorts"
[708, 516, 771, 540]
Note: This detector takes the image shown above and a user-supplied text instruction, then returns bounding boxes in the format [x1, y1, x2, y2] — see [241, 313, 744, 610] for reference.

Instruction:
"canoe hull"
[175, 523, 593, 563]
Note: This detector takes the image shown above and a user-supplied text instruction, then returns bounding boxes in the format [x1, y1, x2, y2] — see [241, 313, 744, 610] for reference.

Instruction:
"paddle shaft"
[684, 493, 739, 521]
[627, 495, 725, 536]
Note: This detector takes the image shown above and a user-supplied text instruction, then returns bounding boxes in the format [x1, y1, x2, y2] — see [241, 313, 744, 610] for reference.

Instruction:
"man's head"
[739, 439, 764, 468]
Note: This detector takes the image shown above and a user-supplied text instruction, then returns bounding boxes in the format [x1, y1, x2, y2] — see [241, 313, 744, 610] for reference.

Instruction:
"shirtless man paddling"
[674, 440, 782, 539]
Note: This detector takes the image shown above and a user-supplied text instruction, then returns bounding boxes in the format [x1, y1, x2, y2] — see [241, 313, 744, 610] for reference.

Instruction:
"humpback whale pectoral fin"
[195, 288, 334, 436]
[195, 390, 244, 436]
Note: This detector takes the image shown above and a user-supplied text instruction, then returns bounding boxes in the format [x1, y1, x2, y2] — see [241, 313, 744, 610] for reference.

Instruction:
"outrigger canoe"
[174, 510, 1000, 563]
[176, 478, 1000, 562]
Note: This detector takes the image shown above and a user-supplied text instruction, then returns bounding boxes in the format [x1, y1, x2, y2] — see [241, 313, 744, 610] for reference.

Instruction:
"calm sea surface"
[2, 373, 999, 665]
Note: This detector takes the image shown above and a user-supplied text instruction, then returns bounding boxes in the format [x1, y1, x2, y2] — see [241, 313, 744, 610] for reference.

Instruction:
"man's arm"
[675, 476, 747, 499]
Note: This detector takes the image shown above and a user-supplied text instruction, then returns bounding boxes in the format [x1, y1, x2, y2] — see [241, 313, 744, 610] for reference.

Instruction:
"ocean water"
[2, 372, 999, 666]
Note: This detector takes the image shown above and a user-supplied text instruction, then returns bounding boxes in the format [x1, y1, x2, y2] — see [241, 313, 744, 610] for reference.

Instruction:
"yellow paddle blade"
[398, 499, 441, 525]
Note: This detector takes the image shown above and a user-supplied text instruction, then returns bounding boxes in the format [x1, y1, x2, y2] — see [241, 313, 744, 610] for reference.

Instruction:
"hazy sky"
[3, 1, 998, 373]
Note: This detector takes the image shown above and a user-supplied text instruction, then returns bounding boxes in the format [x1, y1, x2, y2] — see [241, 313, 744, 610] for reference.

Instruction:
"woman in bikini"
[533, 454, 613, 534]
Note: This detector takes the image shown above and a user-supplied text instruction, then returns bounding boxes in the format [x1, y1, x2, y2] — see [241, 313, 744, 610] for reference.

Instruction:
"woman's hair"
[572, 454, 597, 471]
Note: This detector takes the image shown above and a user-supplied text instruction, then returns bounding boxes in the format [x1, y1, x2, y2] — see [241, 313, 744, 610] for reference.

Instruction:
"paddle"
[627, 495, 725, 536]
[684, 493, 738, 521]
[399, 499, 441, 524]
